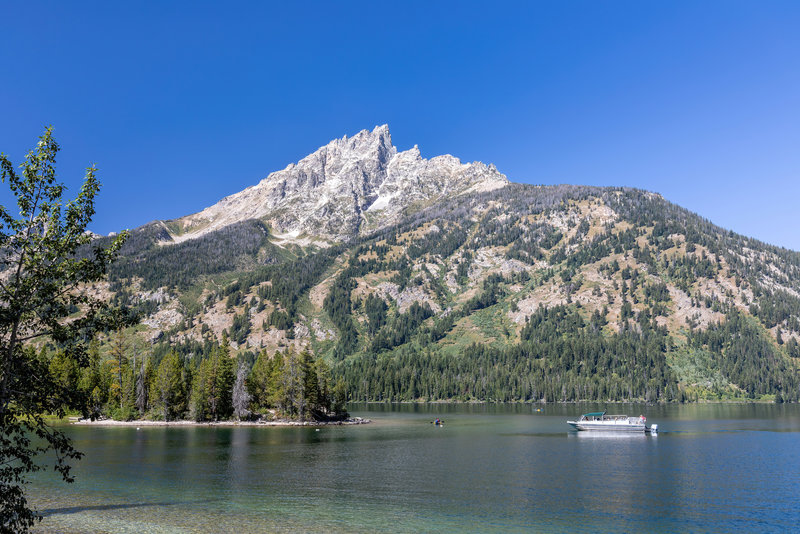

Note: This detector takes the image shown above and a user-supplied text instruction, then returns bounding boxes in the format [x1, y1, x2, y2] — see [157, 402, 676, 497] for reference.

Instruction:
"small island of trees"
[47, 335, 349, 424]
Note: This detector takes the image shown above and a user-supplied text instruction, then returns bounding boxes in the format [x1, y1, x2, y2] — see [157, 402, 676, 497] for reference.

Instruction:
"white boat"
[567, 411, 657, 433]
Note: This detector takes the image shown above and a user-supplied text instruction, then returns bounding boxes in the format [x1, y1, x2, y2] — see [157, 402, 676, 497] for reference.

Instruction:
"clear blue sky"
[2, 2, 799, 250]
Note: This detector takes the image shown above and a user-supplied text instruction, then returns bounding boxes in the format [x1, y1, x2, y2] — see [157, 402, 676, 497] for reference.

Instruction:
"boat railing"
[579, 414, 645, 424]
[576, 413, 647, 424]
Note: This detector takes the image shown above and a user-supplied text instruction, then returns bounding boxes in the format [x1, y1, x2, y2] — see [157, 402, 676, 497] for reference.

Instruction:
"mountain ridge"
[163, 125, 508, 245]
[95, 127, 800, 404]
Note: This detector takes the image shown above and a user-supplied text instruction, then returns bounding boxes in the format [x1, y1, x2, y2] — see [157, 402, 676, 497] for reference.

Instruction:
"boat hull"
[567, 421, 646, 432]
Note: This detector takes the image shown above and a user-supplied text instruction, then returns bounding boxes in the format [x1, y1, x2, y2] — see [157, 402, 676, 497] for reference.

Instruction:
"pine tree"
[151, 351, 185, 421]
[78, 340, 104, 416]
[205, 343, 234, 420]
[267, 351, 286, 412]
[190, 358, 209, 421]
[300, 349, 318, 420]
[280, 348, 303, 417]
[247, 349, 272, 410]
[316, 358, 333, 415]
[106, 330, 129, 414]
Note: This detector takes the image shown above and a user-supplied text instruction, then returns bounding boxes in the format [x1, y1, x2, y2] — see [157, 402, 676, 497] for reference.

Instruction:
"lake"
[30, 403, 800, 533]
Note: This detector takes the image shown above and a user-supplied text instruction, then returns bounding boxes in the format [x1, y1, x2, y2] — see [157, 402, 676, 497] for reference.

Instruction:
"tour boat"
[566, 411, 657, 433]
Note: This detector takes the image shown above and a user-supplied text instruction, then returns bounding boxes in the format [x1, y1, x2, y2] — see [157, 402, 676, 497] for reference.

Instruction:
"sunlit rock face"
[170, 125, 508, 244]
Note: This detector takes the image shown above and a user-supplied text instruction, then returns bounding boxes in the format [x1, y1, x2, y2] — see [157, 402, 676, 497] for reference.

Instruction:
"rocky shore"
[72, 416, 371, 427]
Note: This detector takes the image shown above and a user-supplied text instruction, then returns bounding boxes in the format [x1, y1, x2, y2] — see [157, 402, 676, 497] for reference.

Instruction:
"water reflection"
[29, 404, 800, 533]
[569, 431, 655, 439]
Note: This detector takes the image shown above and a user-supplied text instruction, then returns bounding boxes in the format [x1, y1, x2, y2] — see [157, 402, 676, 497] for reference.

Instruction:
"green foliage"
[228, 308, 251, 345]
[668, 344, 736, 399]
[150, 351, 185, 420]
[266, 308, 293, 331]
[0, 128, 134, 531]
[339, 304, 680, 403]
[245, 348, 346, 420]
[301, 350, 320, 414]
[687, 311, 799, 400]
[189, 340, 235, 421]
[47, 350, 80, 409]
[104, 219, 280, 290]
[292, 184, 800, 404]
[456, 252, 472, 282]
[59, 168, 800, 426]
[364, 294, 388, 336]
[249, 246, 341, 321]
[323, 272, 359, 356]
[749, 288, 800, 331]
[407, 223, 468, 259]
[371, 302, 434, 352]
[279, 349, 304, 418]
[106, 330, 137, 418]
[247, 350, 276, 410]
[461, 276, 504, 314]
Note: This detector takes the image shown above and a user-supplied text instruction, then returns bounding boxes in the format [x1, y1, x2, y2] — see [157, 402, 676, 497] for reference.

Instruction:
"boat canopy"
[582, 412, 606, 417]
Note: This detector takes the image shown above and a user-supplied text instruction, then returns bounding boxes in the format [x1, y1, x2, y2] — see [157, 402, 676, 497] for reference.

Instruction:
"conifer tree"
[267, 350, 286, 411]
[247, 349, 272, 410]
[316, 358, 333, 415]
[205, 342, 234, 420]
[190, 357, 209, 421]
[151, 351, 185, 421]
[300, 350, 318, 419]
[106, 330, 128, 412]
[280, 348, 303, 417]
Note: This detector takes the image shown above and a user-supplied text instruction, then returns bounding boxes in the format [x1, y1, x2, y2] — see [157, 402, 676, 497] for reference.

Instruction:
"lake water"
[30, 403, 800, 533]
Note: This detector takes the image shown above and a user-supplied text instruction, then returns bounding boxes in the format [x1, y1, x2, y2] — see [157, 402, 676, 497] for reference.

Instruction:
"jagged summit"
[168, 125, 508, 244]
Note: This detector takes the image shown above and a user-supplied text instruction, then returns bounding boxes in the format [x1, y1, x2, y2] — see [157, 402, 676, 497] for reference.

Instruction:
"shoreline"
[72, 416, 371, 427]
[350, 399, 784, 405]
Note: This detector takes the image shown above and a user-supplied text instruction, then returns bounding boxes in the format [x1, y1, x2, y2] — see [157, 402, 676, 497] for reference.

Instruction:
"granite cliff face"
[169, 125, 508, 244]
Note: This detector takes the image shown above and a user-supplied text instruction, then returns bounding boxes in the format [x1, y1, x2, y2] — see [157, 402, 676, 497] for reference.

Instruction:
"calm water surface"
[30, 403, 800, 533]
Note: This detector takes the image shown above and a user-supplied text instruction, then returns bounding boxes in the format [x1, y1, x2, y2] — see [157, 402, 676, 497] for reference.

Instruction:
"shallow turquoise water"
[30, 403, 800, 532]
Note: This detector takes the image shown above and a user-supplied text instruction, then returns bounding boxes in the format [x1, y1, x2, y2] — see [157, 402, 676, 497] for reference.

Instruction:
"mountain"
[164, 125, 507, 245]
[102, 126, 800, 404]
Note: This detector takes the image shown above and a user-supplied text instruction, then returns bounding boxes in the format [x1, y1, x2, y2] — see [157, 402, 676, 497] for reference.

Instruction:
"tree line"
[46, 334, 348, 422]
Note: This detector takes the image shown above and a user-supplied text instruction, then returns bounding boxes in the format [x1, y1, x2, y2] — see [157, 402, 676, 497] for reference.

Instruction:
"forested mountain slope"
[97, 129, 800, 403]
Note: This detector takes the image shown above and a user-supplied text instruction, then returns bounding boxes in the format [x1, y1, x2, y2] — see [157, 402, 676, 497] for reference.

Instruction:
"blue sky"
[2, 2, 799, 250]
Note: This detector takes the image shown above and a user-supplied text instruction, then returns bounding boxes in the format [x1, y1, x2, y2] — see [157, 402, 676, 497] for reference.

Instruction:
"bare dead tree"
[232, 360, 251, 420]
[136, 358, 148, 415]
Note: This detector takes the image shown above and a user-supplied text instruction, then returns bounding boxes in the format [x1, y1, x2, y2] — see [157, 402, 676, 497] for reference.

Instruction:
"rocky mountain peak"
[169, 125, 509, 244]
[303, 124, 396, 169]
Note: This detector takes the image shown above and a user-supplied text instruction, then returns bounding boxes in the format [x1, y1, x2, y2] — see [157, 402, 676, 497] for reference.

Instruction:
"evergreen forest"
[54, 183, 800, 413]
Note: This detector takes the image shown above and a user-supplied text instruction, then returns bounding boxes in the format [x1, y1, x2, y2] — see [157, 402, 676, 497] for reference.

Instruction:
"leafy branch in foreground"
[0, 127, 135, 532]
